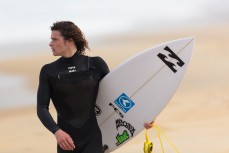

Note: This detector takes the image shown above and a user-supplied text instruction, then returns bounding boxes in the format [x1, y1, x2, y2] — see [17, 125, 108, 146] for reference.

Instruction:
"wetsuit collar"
[61, 51, 81, 65]
[62, 51, 79, 59]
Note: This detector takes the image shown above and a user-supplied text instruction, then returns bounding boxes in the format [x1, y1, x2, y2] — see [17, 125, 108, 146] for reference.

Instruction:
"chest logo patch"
[68, 66, 76, 73]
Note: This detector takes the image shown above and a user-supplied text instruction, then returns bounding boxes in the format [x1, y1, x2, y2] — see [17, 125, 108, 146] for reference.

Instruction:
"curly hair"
[50, 21, 89, 55]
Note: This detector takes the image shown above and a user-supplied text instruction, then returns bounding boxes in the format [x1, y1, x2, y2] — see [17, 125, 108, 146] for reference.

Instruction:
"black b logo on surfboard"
[157, 46, 185, 73]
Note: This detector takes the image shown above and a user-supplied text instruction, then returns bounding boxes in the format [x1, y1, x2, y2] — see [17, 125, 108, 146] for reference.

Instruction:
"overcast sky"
[1, 0, 228, 43]
[0, 0, 228, 59]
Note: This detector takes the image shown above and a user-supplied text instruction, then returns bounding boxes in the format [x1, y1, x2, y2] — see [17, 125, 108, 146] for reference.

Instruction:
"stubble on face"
[49, 30, 68, 56]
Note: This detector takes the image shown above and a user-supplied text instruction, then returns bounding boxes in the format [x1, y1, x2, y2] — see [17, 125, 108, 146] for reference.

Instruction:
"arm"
[37, 66, 75, 151]
[37, 65, 60, 134]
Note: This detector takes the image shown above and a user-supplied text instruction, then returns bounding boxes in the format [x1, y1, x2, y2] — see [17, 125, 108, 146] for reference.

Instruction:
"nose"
[49, 41, 53, 47]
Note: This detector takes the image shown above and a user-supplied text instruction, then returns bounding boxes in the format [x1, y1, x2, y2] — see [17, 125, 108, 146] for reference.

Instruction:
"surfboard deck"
[95, 37, 195, 152]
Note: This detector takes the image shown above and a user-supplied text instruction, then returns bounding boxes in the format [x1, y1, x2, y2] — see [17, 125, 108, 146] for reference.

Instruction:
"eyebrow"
[51, 37, 58, 40]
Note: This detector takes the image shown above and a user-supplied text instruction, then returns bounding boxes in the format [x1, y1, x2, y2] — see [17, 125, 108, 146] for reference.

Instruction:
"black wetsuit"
[37, 52, 109, 153]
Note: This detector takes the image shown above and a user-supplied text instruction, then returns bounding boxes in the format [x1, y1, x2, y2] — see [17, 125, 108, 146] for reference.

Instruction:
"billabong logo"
[157, 46, 185, 73]
[68, 66, 76, 73]
[95, 104, 102, 116]
[114, 93, 135, 113]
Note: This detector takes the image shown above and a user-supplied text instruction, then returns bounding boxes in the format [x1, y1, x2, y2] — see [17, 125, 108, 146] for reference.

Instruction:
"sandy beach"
[0, 25, 229, 153]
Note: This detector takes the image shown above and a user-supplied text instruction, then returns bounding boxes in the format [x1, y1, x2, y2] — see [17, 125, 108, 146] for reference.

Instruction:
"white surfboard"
[95, 37, 195, 152]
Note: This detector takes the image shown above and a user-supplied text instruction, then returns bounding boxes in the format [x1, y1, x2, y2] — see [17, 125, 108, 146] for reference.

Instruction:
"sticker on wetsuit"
[114, 93, 135, 113]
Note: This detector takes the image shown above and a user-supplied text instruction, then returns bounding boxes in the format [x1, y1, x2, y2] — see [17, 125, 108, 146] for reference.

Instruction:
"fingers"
[60, 140, 73, 150]
[55, 129, 75, 151]
[66, 137, 76, 150]
[144, 123, 152, 129]
[144, 121, 154, 129]
[59, 139, 75, 151]
[150, 121, 155, 125]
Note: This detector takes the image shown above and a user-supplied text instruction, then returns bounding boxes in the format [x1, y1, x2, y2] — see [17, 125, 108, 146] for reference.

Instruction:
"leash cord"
[144, 124, 180, 153]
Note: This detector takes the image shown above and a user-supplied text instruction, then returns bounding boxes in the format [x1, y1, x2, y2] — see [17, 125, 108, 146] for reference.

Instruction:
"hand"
[144, 121, 154, 129]
[55, 129, 75, 151]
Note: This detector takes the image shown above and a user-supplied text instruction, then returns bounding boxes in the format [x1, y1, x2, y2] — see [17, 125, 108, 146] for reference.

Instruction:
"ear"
[66, 38, 74, 46]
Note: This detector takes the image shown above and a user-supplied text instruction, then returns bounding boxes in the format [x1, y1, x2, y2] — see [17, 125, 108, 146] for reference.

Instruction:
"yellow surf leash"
[144, 129, 153, 153]
[144, 124, 180, 153]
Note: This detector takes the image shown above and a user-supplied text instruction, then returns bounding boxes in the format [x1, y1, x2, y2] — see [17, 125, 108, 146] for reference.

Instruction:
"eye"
[51, 38, 58, 42]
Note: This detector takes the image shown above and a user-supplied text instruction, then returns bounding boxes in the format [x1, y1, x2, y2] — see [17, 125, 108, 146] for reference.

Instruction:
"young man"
[37, 21, 109, 153]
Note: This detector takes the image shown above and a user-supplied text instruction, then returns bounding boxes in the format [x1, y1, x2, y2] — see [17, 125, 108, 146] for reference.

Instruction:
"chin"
[52, 52, 59, 56]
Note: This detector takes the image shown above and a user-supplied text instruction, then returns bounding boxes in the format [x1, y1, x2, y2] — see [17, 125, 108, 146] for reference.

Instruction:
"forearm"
[37, 105, 60, 134]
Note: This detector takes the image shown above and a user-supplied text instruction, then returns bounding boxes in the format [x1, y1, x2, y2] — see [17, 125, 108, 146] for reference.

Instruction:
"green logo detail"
[116, 130, 129, 146]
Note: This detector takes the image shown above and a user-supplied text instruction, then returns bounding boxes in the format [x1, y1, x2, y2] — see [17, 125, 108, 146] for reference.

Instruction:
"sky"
[0, 0, 228, 59]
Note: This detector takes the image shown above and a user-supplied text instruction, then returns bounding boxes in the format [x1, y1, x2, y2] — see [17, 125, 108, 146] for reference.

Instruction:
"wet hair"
[50, 21, 89, 55]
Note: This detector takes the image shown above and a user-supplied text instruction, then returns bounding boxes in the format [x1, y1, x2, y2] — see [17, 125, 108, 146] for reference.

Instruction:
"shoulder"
[89, 56, 104, 61]
[40, 58, 62, 74]
[88, 56, 109, 78]
[42, 57, 62, 69]
[89, 56, 107, 67]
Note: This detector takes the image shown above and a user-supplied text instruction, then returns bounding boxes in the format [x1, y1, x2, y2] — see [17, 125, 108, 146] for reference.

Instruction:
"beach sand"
[0, 25, 229, 153]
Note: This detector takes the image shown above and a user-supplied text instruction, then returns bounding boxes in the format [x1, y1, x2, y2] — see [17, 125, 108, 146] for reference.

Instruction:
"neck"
[63, 48, 77, 58]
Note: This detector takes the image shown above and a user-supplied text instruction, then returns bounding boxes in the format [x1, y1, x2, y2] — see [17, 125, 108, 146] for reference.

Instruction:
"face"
[49, 30, 69, 56]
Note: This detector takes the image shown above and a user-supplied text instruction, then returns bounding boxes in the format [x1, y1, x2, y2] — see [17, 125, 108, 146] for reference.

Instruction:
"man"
[37, 21, 109, 153]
